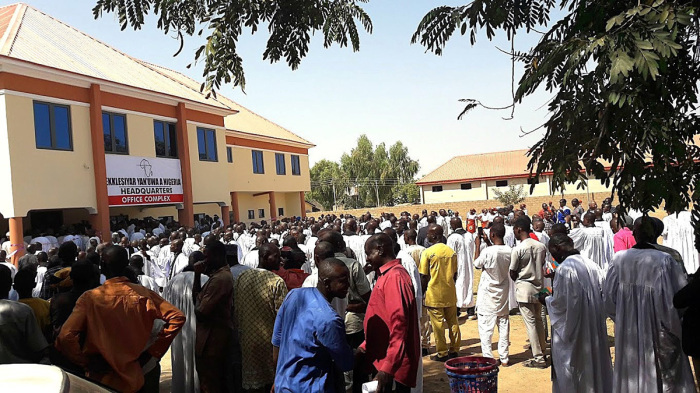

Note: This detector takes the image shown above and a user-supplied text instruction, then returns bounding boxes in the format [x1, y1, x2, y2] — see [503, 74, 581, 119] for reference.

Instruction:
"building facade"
[416, 149, 613, 205]
[0, 4, 313, 262]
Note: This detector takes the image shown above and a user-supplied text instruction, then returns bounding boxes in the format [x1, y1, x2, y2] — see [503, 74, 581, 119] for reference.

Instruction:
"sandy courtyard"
[157, 269, 698, 392]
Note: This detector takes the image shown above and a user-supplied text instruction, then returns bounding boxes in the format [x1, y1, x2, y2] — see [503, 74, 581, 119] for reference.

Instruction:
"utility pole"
[375, 180, 380, 207]
[332, 181, 337, 211]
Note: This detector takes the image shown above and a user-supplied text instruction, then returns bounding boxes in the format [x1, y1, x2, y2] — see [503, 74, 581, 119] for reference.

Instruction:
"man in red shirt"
[358, 233, 420, 393]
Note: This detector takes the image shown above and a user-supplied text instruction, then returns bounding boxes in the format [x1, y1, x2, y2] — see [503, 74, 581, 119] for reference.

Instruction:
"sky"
[16, 0, 556, 178]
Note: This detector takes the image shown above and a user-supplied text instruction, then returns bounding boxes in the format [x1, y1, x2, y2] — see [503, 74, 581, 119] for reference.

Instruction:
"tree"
[312, 135, 421, 209]
[308, 159, 345, 210]
[92, 0, 372, 92]
[492, 185, 527, 207]
[412, 0, 700, 233]
[391, 183, 421, 205]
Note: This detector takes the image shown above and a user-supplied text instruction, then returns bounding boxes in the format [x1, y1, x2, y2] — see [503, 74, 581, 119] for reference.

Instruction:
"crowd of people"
[0, 198, 698, 393]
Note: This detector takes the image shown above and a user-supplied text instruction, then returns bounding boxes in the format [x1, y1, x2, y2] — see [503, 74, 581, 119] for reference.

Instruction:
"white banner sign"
[105, 155, 184, 207]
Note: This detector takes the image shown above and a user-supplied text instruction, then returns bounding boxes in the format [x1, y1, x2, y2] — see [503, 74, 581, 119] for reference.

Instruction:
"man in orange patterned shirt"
[56, 245, 185, 393]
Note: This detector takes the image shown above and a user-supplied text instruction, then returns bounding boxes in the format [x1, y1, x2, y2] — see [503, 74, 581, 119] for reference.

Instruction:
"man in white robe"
[168, 239, 190, 279]
[387, 229, 423, 393]
[662, 210, 699, 274]
[545, 234, 612, 393]
[241, 234, 267, 269]
[603, 217, 695, 392]
[446, 217, 475, 315]
[343, 219, 367, 267]
[473, 223, 511, 366]
[437, 210, 450, 235]
[569, 212, 613, 272]
[163, 255, 209, 393]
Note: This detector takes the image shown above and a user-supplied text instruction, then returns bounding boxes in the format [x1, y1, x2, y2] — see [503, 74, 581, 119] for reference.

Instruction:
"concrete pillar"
[8, 217, 23, 267]
[299, 191, 306, 218]
[269, 192, 277, 221]
[231, 192, 240, 223]
[176, 103, 194, 227]
[222, 205, 230, 227]
[88, 84, 110, 240]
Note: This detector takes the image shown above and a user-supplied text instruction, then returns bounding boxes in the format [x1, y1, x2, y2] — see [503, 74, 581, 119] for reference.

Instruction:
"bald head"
[314, 241, 335, 262]
[318, 230, 345, 253]
[427, 224, 443, 244]
[258, 243, 281, 271]
[404, 229, 417, 245]
[450, 217, 462, 230]
[548, 233, 576, 263]
[102, 245, 129, 278]
[364, 233, 396, 269]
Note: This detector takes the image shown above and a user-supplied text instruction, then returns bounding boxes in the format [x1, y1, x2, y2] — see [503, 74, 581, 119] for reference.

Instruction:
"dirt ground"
[158, 269, 695, 392]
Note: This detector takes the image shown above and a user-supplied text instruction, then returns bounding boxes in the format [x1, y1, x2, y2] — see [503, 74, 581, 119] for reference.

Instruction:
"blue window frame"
[102, 112, 128, 154]
[252, 150, 265, 174]
[275, 153, 286, 175]
[154, 121, 178, 158]
[33, 101, 72, 150]
[291, 155, 301, 176]
[197, 128, 218, 161]
[227, 146, 233, 163]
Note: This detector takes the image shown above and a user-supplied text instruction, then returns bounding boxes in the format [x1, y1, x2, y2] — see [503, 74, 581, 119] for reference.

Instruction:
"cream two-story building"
[0, 4, 314, 262]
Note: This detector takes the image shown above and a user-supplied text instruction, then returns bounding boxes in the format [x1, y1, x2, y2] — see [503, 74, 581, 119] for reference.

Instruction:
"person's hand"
[374, 371, 394, 393]
[193, 260, 206, 274]
[270, 384, 275, 393]
[537, 291, 549, 306]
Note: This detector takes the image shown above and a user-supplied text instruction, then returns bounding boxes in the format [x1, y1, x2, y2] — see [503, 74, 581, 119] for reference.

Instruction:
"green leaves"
[492, 185, 527, 206]
[610, 50, 635, 83]
[93, 0, 373, 92]
[415, 0, 700, 239]
[311, 135, 421, 209]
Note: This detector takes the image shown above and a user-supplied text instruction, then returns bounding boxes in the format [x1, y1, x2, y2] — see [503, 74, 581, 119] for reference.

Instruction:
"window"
[33, 102, 72, 150]
[252, 150, 265, 174]
[247, 210, 255, 220]
[258, 209, 265, 218]
[103, 112, 128, 154]
[527, 177, 540, 185]
[197, 128, 218, 161]
[227, 147, 233, 163]
[153, 121, 177, 158]
[291, 155, 301, 175]
[275, 153, 286, 175]
[460, 183, 472, 190]
[278, 207, 284, 217]
[496, 180, 508, 187]
[432, 185, 443, 192]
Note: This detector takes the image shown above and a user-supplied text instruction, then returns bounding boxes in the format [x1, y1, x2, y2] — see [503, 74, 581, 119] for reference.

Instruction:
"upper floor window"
[460, 183, 472, 190]
[275, 153, 286, 175]
[227, 146, 233, 163]
[527, 177, 540, 185]
[33, 101, 72, 150]
[154, 120, 177, 158]
[252, 150, 265, 174]
[496, 180, 508, 187]
[103, 112, 128, 154]
[432, 185, 443, 192]
[197, 128, 218, 162]
[291, 155, 301, 175]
